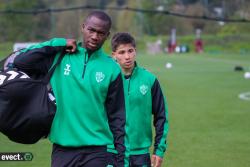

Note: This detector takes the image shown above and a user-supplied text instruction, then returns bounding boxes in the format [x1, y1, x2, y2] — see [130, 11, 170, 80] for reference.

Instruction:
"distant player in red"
[195, 38, 203, 53]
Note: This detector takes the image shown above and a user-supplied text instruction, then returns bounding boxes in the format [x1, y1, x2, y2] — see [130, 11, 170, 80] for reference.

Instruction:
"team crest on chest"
[139, 84, 148, 95]
[95, 72, 105, 83]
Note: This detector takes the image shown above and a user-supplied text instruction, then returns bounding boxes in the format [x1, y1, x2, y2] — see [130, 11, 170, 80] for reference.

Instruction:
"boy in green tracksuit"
[111, 32, 169, 167]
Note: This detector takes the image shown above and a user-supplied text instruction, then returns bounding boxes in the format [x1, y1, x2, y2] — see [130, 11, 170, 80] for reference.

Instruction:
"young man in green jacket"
[111, 32, 169, 167]
[13, 11, 126, 167]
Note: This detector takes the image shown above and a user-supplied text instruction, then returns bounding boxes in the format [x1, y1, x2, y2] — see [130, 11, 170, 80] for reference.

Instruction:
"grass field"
[0, 51, 250, 167]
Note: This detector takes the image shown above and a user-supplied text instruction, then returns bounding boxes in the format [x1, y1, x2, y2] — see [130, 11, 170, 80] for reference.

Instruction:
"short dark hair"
[111, 32, 136, 51]
[85, 11, 112, 29]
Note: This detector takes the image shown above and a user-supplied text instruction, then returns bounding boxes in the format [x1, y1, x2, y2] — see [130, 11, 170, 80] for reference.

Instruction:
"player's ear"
[112, 52, 117, 61]
[81, 24, 85, 33]
[104, 31, 110, 40]
[106, 31, 110, 37]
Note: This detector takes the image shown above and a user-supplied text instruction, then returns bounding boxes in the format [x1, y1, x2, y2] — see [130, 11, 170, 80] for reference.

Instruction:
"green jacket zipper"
[82, 52, 89, 79]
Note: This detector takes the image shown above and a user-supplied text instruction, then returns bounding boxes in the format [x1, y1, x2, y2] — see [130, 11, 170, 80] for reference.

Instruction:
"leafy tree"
[0, 0, 50, 42]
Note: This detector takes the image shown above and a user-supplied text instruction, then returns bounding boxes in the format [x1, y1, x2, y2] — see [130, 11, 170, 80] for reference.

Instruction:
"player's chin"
[86, 44, 99, 51]
[124, 64, 133, 70]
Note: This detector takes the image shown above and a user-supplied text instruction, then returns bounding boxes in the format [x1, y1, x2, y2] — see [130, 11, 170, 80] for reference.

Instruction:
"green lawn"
[1, 52, 250, 167]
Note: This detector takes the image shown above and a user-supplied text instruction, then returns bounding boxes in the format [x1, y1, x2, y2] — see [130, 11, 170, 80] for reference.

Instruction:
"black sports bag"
[0, 51, 64, 144]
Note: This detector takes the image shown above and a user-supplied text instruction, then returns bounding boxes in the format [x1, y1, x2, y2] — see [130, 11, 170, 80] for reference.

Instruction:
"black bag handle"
[43, 49, 66, 84]
[0, 49, 24, 71]
[0, 57, 7, 71]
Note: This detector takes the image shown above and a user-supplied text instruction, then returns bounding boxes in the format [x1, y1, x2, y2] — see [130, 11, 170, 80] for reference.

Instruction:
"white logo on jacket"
[64, 64, 71, 75]
[95, 72, 105, 83]
[140, 84, 149, 95]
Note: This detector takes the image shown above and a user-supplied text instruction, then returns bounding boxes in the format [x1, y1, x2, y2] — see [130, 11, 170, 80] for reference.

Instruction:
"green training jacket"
[123, 63, 169, 158]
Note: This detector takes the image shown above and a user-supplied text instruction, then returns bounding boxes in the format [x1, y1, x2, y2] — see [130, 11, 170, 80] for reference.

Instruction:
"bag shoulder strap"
[43, 49, 66, 84]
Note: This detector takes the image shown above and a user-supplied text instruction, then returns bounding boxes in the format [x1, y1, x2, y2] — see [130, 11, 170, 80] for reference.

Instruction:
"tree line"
[0, 0, 249, 42]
